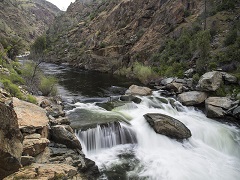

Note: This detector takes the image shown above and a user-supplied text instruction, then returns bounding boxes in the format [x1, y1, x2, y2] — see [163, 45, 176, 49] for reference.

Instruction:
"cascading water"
[70, 91, 240, 180]
[76, 122, 137, 153]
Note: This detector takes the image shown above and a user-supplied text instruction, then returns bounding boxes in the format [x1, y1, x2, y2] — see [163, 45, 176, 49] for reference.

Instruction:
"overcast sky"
[47, 0, 76, 11]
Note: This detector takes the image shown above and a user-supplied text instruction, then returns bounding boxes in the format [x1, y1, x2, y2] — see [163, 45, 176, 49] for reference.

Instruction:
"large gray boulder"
[221, 72, 238, 84]
[205, 97, 233, 118]
[0, 103, 23, 179]
[197, 71, 222, 91]
[50, 125, 82, 150]
[178, 91, 208, 106]
[205, 104, 225, 118]
[143, 113, 191, 139]
[126, 85, 152, 96]
[233, 106, 240, 119]
[205, 97, 232, 110]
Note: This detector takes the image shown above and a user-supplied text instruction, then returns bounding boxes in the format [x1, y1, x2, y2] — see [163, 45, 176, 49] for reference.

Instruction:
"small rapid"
[72, 91, 240, 180]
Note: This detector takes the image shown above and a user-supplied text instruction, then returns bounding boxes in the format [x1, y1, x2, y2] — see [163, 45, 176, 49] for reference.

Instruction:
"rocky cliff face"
[45, 0, 202, 72]
[0, 0, 61, 49]
[0, 102, 23, 179]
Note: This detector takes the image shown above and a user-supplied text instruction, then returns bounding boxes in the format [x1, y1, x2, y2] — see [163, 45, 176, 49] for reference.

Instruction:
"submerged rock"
[120, 95, 142, 104]
[197, 71, 222, 91]
[178, 91, 207, 106]
[0, 102, 23, 179]
[143, 113, 191, 139]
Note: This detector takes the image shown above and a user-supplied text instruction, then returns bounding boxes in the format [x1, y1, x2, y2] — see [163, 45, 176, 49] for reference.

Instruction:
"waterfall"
[76, 122, 137, 154]
[70, 91, 240, 180]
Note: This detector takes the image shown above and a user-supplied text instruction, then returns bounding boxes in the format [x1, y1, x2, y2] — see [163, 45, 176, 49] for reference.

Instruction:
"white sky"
[47, 0, 76, 11]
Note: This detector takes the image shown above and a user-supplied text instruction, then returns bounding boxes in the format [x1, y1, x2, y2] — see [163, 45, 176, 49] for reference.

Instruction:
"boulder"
[50, 125, 82, 150]
[120, 95, 142, 104]
[205, 97, 232, 110]
[126, 85, 152, 96]
[197, 71, 222, 91]
[50, 117, 71, 125]
[221, 72, 238, 84]
[178, 91, 208, 106]
[166, 83, 183, 93]
[161, 78, 174, 85]
[21, 156, 34, 166]
[233, 106, 240, 119]
[0, 102, 23, 179]
[205, 104, 225, 118]
[143, 113, 191, 139]
[23, 137, 50, 157]
[13, 97, 49, 138]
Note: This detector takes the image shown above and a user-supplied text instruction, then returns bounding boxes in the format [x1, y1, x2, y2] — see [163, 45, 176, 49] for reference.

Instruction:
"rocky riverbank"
[0, 90, 99, 179]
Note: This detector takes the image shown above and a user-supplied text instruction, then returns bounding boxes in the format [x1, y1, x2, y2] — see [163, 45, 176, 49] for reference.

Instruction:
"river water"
[40, 63, 240, 180]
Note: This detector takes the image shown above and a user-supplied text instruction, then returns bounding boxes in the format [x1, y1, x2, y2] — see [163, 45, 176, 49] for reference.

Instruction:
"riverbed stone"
[50, 125, 82, 150]
[178, 91, 208, 106]
[233, 106, 240, 119]
[205, 104, 225, 118]
[126, 85, 152, 96]
[161, 78, 174, 85]
[205, 97, 232, 110]
[0, 102, 23, 179]
[120, 95, 142, 104]
[143, 113, 191, 139]
[197, 71, 222, 91]
[166, 83, 183, 93]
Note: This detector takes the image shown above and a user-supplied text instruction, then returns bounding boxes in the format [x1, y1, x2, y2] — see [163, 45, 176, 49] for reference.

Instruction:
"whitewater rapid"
[73, 91, 240, 180]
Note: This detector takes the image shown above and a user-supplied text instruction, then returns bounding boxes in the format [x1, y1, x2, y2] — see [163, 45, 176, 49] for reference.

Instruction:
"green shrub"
[26, 94, 37, 104]
[39, 76, 58, 96]
[192, 73, 200, 83]
[224, 29, 237, 46]
[133, 62, 157, 84]
[1, 79, 23, 98]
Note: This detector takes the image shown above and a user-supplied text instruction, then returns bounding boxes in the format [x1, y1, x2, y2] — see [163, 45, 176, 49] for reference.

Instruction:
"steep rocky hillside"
[0, 0, 61, 50]
[44, 0, 239, 76]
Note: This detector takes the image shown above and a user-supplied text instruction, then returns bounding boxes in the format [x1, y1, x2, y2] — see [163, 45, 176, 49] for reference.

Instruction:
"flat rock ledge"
[144, 113, 191, 139]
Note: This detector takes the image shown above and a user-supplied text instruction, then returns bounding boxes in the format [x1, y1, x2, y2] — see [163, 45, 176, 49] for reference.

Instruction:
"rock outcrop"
[13, 97, 49, 138]
[143, 113, 192, 139]
[178, 91, 208, 106]
[0, 102, 23, 179]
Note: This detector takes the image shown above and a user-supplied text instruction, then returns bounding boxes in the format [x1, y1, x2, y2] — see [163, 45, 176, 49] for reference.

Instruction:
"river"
[40, 62, 240, 180]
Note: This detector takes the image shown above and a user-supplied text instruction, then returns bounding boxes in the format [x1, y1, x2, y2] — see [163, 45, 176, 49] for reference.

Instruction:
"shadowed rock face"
[0, 102, 23, 179]
[144, 113, 191, 139]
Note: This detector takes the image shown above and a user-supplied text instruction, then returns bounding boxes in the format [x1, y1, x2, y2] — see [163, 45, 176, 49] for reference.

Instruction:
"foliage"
[25, 94, 37, 104]
[224, 28, 238, 46]
[30, 35, 46, 57]
[216, 0, 237, 11]
[0, 79, 23, 98]
[39, 76, 58, 96]
[133, 62, 157, 84]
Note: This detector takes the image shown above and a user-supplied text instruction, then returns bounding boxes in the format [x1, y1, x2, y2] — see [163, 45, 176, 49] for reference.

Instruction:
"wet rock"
[120, 95, 142, 104]
[46, 105, 65, 118]
[197, 71, 222, 91]
[0, 102, 23, 179]
[178, 91, 208, 106]
[40, 99, 52, 108]
[233, 106, 240, 119]
[143, 113, 191, 139]
[50, 125, 82, 150]
[221, 72, 238, 84]
[126, 85, 152, 96]
[69, 108, 130, 130]
[23, 138, 50, 157]
[205, 97, 233, 110]
[205, 104, 225, 118]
